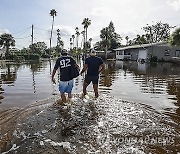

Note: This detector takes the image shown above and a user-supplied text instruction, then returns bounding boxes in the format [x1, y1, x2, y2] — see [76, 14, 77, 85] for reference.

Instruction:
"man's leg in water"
[68, 92, 72, 99]
[67, 92, 73, 102]
[93, 84, 99, 98]
[60, 92, 66, 103]
[83, 81, 89, 96]
[66, 80, 73, 101]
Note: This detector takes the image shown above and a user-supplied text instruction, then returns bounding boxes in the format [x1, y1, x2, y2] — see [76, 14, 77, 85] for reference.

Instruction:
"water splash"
[0, 93, 179, 153]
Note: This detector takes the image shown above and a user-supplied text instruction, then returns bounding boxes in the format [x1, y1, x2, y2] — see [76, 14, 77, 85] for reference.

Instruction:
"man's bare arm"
[98, 63, 105, 73]
[80, 64, 88, 75]
[51, 69, 57, 84]
[75, 63, 80, 71]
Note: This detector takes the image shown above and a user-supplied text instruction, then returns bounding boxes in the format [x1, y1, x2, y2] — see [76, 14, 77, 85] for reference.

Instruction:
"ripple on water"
[0, 93, 179, 154]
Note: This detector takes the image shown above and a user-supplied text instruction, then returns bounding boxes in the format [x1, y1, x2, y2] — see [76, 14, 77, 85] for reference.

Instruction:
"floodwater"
[0, 60, 180, 153]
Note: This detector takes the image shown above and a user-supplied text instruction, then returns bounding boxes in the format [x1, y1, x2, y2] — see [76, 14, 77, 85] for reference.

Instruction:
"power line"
[4, 25, 72, 48]
[12, 26, 31, 35]
[15, 28, 31, 38]
[34, 26, 51, 32]
[14, 36, 31, 39]
[34, 26, 71, 37]
[32, 36, 42, 43]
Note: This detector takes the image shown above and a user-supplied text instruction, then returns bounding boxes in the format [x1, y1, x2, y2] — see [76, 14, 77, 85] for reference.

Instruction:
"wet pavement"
[0, 93, 180, 154]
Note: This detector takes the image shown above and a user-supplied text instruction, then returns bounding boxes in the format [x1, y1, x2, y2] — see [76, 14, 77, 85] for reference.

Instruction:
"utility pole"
[105, 27, 108, 60]
[31, 24, 34, 45]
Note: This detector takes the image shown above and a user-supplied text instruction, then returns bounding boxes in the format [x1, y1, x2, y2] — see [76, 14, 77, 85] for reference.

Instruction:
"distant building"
[96, 50, 115, 60]
[114, 42, 180, 62]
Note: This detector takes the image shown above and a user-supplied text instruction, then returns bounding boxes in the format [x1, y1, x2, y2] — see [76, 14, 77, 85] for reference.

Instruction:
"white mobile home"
[115, 42, 180, 62]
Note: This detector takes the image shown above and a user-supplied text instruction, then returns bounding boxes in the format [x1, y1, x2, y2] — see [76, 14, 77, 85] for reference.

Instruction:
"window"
[175, 50, 180, 57]
[164, 49, 170, 56]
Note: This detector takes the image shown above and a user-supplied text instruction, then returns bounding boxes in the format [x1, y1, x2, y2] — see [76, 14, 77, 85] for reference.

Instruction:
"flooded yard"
[0, 60, 180, 153]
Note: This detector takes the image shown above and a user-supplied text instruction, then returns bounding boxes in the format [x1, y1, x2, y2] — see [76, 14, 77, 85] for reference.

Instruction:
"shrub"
[23, 54, 40, 60]
[150, 56, 158, 62]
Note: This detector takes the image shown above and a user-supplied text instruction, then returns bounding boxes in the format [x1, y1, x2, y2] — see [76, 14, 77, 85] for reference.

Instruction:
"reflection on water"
[0, 60, 180, 120]
[0, 60, 180, 153]
[100, 61, 180, 119]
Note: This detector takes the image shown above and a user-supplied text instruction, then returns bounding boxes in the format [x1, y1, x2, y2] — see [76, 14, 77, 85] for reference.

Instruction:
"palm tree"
[133, 34, 141, 45]
[70, 38, 72, 49]
[75, 27, 80, 49]
[82, 18, 91, 50]
[89, 38, 92, 48]
[72, 35, 75, 49]
[170, 27, 180, 46]
[49, 9, 57, 49]
[0, 33, 15, 58]
[125, 36, 129, 45]
[100, 27, 110, 59]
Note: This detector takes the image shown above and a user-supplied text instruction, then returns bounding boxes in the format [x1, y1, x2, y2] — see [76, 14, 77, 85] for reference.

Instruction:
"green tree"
[56, 29, 64, 54]
[99, 21, 122, 59]
[94, 41, 102, 51]
[56, 39, 64, 55]
[0, 33, 15, 58]
[170, 27, 180, 46]
[143, 21, 174, 43]
[110, 32, 121, 49]
[82, 18, 91, 50]
[29, 42, 47, 56]
[20, 47, 29, 54]
[49, 9, 57, 49]
[132, 34, 148, 45]
[133, 34, 140, 44]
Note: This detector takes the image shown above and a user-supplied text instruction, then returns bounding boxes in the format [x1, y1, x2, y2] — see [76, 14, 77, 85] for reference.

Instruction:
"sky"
[0, 0, 180, 50]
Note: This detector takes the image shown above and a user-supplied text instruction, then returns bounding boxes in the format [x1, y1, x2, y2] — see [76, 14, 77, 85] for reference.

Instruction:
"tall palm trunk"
[72, 38, 74, 49]
[85, 27, 88, 46]
[76, 36, 79, 49]
[50, 16, 54, 49]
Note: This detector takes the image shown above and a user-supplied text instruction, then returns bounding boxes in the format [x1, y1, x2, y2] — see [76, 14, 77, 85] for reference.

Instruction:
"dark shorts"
[85, 75, 99, 84]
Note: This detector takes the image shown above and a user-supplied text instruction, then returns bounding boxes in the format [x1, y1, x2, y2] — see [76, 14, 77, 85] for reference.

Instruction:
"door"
[138, 49, 147, 61]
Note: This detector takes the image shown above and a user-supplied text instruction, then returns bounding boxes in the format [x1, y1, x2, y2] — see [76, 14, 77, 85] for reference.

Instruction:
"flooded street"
[0, 60, 180, 153]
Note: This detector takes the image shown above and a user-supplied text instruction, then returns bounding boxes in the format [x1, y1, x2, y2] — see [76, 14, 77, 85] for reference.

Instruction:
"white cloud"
[0, 28, 10, 34]
[53, 25, 74, 37]
[1, 0, 180, 49]
[167, 0, 180, 11]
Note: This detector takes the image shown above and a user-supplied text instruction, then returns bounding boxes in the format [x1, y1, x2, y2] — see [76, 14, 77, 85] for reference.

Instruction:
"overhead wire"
[15, 28, 31, 38]
[12, 26, 31, 35]
[14, 36, 31, 39]
[34, 26, 71, 37]
[6, 25, 74, 48]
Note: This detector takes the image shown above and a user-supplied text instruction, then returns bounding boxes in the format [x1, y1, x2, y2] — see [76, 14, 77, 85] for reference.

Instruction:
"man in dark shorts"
[80, 49, 105, 98]
[51, 49, 79, 103]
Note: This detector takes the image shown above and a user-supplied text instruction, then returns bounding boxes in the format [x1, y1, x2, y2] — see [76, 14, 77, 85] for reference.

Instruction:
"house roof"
[114, 42, 168, 51]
